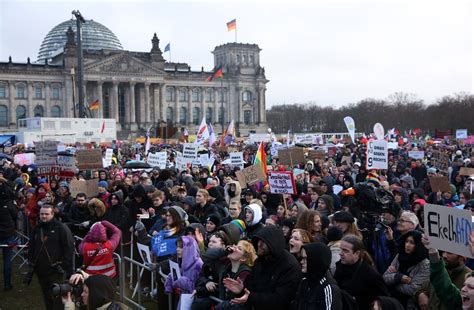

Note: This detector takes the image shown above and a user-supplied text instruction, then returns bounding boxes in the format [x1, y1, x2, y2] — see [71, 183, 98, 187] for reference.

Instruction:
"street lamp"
[72, 10, 85, 118]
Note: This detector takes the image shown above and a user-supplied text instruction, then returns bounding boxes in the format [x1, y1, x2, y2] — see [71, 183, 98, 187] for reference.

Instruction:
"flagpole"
[235, 17, 237, 42]
[221, 78, 224, 134]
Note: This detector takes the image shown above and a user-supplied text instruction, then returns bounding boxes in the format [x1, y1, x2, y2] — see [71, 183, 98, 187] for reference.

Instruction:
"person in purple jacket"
[165, 236, 203, 295]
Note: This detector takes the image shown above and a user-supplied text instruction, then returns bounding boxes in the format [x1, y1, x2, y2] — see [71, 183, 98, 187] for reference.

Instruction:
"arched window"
[242, 90, 252, 102]
[34, 105, 44, 117]
[16, 105, 26, 121]
[179, 88, 188, 102]
[192, 89, 201, 102]
[180, 107, 187, 125]
[35, 84, 43, 99]
[51, 105, 61, 118]
[205, 89, 214, 102]
[206, 107, 213, 124]
[193, 107, 200, 125]
[16, 84, 26, 99]
[166, 87, 174, 101]
[0, 105, 8, 127]
[0, 83, 6, 98]
[166, 107, 174, 122]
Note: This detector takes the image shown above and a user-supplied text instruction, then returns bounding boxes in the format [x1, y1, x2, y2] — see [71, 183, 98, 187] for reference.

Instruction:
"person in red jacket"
[78, 220, 121, 279]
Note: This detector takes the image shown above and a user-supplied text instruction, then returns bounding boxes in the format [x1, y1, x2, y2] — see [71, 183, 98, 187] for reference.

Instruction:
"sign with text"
[268, 171, 296, 195]
[35, 141, 59, 175]
[14, 153, 35, 166]
[278, 147, 305, 166]
[456, 129, 468, 140]
[182, 144, 198, 164]
[366, 140, 388, 170]
[308, 149, 325, 160]
[424, 203, 473, 258]
[69, 179, 99, 198]
[465, 136, 474, 145]
[460, 167, 474, 177]
[174, 152, 187, 172]
[148, 152, 167, 169]
[76, 149, 103, 170]
[429, 176, 451, 193]
[408, 151, 425, 160]
[432, 150, 449, 172]
[249, 133, 271, 143]
[230, 152, 244, 169]
[235, 165, 266, 188]
[103, 149, 113, 168]
[57, 155, 76, 177]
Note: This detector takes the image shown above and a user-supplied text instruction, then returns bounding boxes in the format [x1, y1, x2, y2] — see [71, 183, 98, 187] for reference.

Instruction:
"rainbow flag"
[227, 19, 236, 31]
[254, 142, 267, 183]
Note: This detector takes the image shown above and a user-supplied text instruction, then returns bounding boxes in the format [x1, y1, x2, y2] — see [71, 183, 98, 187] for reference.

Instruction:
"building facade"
[0, 18, 268, 137]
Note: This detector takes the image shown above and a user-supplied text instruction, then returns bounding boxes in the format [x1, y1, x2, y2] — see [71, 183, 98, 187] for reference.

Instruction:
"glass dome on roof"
[37, 19, 123, 62]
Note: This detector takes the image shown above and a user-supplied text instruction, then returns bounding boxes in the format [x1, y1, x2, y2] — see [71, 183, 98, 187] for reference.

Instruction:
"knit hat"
[326, 226, 343, 242]
[206, 213, 221, 227]
[182, 196, 196, 207]
[229, 219, 247, 239]
[144, 184, 156, 193]
[98, 180, 108, 188]
[170, 205, 188, 221]
[332, 211, 355, 223]
[59, 181, 69, 189]
[26, 187, 36, 194]
[366, 172, 380, 187]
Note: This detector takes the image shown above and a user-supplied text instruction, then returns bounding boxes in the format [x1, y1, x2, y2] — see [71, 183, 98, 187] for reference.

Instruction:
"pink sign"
[465, 136, 474, 145]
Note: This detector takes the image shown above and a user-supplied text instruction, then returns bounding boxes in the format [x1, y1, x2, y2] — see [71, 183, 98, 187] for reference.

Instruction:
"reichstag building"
[0, 18, 268, 136]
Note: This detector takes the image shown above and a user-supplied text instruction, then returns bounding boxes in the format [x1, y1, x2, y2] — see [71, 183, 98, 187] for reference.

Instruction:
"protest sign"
[432, 150, 449, 172]
[35, 141, 59, 175]
[341, 156, 352, 165]
[327, 147, 337, 157]
[151, 231, 178, 257]
[278, 147, 305, 166]
[14, 153, 35, 166]
[366, 140, 388, 170]
[268, 171, 296, 194]
[249, 133, 271, 143]
[429, 176, 451, 193]
[148, 152, 167, 169]
[294, 134, 320, 145]
[460, 167, 474, 177]
[308, 149, 325, 160]
[76, 149, 103, 170]
[235, 165, 266, 188]
[293, 168, 305, 182]
[424, 203, 473, 258]
[103, 149, 113, 168]
[69, 179, 99, 198]
[456, 129, 468, 140]
[387, 142, 398, 150]
[174, 152, 187, 172]
[57, 155, 76, 177]
[230, 152, 244, 169]
[465, 136, 474, 145]
[182, 143, 198, 164]
[408, 151, 425, 160]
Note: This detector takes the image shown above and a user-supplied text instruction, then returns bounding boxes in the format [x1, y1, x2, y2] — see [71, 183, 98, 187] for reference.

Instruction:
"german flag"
[227, 19, 236, 31]
[206, 66, 224, 82]
[89, 99, 100, 110]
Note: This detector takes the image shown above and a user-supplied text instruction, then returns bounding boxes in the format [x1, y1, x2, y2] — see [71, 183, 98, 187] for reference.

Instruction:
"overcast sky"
[0, 0, 472, 108]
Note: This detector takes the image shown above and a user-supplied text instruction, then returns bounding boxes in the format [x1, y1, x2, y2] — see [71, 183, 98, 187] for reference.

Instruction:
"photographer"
[63, 270, 126, 309]
[27, 204, 74, 310]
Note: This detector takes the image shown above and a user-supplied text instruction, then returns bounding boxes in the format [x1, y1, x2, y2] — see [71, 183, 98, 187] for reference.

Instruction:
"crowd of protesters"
[1, 133, 474, 310]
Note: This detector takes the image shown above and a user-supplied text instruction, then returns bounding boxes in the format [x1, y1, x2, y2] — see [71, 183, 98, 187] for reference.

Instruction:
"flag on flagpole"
[183, 128, 189, 143]
[254, 142, 268, 184]
[89, 99, 100, 110]
[164, 43, 170, 53]
[208, 123, 216, 146]
[206, 66, 224, 82]
[195, 117, 210, 145]
[100, 121, 105, 134]
[145, 132, 151, 155]
[227, 19, 236, 31]
[223, 120, 235, 145]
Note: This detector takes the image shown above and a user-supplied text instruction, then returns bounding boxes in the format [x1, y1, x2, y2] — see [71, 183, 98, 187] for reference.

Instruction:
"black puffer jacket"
[246, 226, 302, 310]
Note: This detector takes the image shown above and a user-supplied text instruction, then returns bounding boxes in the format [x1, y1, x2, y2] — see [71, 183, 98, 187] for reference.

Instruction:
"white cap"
[456, 150, 462, 156]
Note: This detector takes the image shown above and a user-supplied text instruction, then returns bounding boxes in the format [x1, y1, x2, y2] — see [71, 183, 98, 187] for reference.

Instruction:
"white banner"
[14, 153, 36, 166]
[103, 148, 113, 167]
[366, 140, 388, 170]
[182, 144, 198, 164]
[249, 133, 271, 143]
[230, 152, 244, 169]
[456, 129, 468, 139]
[174, 152, 187, 172]
[408, 151, 425, 160]
[148, 152, 167, 169]
[268, 171, 296, 194]
[424, 203, 473, 258]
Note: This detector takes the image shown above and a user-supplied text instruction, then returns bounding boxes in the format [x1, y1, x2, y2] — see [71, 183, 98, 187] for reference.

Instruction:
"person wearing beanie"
[292, 242, 343, 309]
[281, 217, 297, 243]
[316, 194, 335, 218]
[244, 204, 264, 239]
[332, 211, 363, 239]
[97, 180, 111, 209]
[205, 213, 222, 240]
[56, 180, 74, 221]
[78, 220, 121, 279]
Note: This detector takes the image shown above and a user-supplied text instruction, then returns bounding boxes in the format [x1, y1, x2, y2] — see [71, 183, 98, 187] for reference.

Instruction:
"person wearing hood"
[291, 242, 343, 310]
[222, 225, 302, 310]
[400, 175, 415, 192]
[102, 191, 129, 233]
[79, 220, 121, 279]
[392, 186, 410, 211]
[383, 230, 429, 308]
[55, 181, 74, 220]
[125, 184, 153, 227]
[244, 203, 264, 239]
[316, 194, 335, 218]
[224, 180, 242, 205]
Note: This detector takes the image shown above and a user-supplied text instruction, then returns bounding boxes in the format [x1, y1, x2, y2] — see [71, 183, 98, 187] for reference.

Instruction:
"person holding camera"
[27, 204, 74, 310]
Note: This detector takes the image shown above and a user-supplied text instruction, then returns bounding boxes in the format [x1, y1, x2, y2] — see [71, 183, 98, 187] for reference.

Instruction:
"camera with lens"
[52, 281, 83, 298]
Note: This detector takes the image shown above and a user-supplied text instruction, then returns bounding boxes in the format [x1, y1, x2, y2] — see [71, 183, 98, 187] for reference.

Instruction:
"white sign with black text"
[366, 140, 388, 170]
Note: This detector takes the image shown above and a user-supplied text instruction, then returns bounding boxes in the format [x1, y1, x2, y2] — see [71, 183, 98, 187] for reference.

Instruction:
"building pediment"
[84, 52, 164, 76]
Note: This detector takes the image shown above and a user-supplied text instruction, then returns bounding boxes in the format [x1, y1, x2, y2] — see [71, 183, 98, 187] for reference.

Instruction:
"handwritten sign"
[249, 133, 271, 143]
[460, 167, 474, 177]
[182, 143, 198, 164]
[174, 152, 187, 172]
[35, 141, 59, 175]
[308, 149, 325, 160]
[103, 148, 113, 168]
[408, 151, 425, 160]
[432, 150, 449, 172]
[76, 149, 103, 170]
[14, 153, 35, 166]
[366, 140, 388, 170]
[235, 165, 266, 188]
[268, 171, 296, 194]
[230, 152, 244, 169]
[429, 176, 451, 193]
[69, 179, 99, 198]
[148, 152, 167, 169]
[456, 129, 468, 139]
[278, 148, 305, 166]
[57, 155, 76, 177]
[424, 203, 473, 258]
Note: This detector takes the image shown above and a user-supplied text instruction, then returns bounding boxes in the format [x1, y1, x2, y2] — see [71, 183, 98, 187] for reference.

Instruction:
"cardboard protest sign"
[14, 153, 35, 166]
[327, 147, 337, 157]
[293, 168, 305, 183]
[456, 129, 468, 139]
[429, 176, 451, 193]
[235, 171, 247, 189]
[424, 203, 473, 258]
[408, 151, 425, 160]
[235, 165, 266, 188]
[230, 152, 244, 169]
[182, 144, 198, 164]
[308, 149, 325, 160]
[103, 149, 113, 168]
[432, 150, 449, 172]
[366, 140, 388, 170]
[69, 179, 99, 198]
[268, 171, 296, 194]
[148, 152, 167, 169]
[278, 148, 305, 166]
[460, 167, 474, 177]
[35, 141, 59, 175]
[76, 149, 103, 170]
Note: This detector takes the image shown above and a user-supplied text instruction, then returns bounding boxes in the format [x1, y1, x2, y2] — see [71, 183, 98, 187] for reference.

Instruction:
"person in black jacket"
[104, 190, 130, 234]
[0, 178, 18, 291]
[27, 204, 74, 310]
[192, 189, 218, 224]
[334, 234, 389, 310]
[223, 225, 302, 310]
[67, 192, 91, 238]
[292, 242, 343, 310]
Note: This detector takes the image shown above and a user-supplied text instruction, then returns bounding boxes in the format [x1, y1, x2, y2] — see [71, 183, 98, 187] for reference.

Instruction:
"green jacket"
[428, 257, 465, 309]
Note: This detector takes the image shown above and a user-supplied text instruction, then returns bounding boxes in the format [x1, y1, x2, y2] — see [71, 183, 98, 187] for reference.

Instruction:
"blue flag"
[151, 230, 177, 257]
[164, 43, 170, 53]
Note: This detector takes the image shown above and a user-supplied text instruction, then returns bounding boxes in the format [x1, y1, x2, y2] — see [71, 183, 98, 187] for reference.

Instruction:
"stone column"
[144, 83, 151, 124]
[214, 88, 219, 125]
[152, 84, 159, 123]
[45, 82, 51, 117]
[8, 82, 15, 125]
[174, 88, 179, 124]
[124, 85, 130, 126]
[236, 87, 242, 123]
[129, 82, 136, 124]
[27, 82, 34, 117]
[64, 77, 73, 118]
[160, 84, 166, 121]
[111, 82, 119, 121]
[187, 88, 192, 125]
[261, 88, 266, 123]
[200, 88, 205, 123]
[97, 82, 103, 118]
